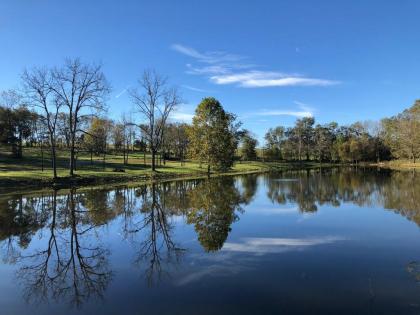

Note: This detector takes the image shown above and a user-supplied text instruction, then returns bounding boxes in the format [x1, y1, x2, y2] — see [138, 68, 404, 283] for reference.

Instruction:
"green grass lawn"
[0, 147, 282, 188]
[9, 147, 404, 190]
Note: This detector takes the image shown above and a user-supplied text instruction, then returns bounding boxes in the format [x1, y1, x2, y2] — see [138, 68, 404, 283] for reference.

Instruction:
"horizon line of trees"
[262, 101, 419, 164]
[0, 58, 419, 177]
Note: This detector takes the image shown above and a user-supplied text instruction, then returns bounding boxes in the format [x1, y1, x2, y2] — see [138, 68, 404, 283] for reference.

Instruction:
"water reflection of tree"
[127, 183, 184, 286]
[16, 189, 112, 308]
[381, 171, 420, 225]
[0, 194, 49, 263]
[1, 169, 419, 306]
[265, 168, 386, 213]
[122, 177, 252, 283]
[186, 177, 244, 252]
[264, 167, 420, 228]
[238, 173, 259, 205]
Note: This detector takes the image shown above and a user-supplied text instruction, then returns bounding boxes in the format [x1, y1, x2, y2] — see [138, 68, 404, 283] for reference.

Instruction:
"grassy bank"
[3, 148, 417, 192]
[0, 148, 330, 191]
[369, 160, 420, 170]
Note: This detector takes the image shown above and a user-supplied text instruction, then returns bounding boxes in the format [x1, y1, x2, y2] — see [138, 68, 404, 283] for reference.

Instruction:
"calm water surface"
[0, 168, 420, 314]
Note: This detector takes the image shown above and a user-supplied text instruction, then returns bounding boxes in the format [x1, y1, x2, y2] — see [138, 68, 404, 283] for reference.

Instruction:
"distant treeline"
[262, 102, 419, 164]
[0, 58, 419, 177]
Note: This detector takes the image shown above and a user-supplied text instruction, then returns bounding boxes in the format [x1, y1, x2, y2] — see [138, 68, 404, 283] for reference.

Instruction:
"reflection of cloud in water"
[175, 236, 344, 286]
[176, 262, 250, 286]
[223, 236, 345, 254]
[249, 206, 299, 215]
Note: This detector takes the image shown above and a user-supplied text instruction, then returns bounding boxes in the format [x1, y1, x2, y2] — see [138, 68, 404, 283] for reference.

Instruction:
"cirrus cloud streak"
[172, 44, 340, 88]
[211, 71, 338, 88]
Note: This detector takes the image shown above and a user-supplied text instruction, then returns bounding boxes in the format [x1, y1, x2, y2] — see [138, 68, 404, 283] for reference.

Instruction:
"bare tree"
[129, 70, 181, 171]
[22, 68, 61, 179]
[122, 114, 135, 165]
[129, 184, 183, 286]
[0, 89, 21, 108]
[32, 115, 49, 171]
[56, 112, 71, 148]
[50, 58, 110, 176]
[17, 190, 112, 308]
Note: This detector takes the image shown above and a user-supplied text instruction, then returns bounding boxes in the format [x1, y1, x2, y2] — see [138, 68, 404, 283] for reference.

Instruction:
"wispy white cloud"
[170, 112, 194, 122]
[171, 44, 244, 64]
[186, 64, 230, 75]
[169, 103, 195, 123]
[257, 109, 313, 118]
[171, 44, 207, 60]
[115, 85, 131, 98]
[172, 44, 340, 88]
[181, 85, 213, 93]
[211, 70, 339, 88]
[243, 101, 315, 118]
[293, 101, 309, 107]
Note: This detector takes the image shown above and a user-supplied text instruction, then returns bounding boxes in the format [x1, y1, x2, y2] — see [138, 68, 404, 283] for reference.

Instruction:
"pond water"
[0, 168, 420, 314]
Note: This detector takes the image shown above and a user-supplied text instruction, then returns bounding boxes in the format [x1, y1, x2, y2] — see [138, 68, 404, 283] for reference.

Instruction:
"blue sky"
[1, 0, 420, 142]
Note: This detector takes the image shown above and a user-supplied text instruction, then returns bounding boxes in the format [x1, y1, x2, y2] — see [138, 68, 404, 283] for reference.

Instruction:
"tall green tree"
[187, 97, 239, 173]
[313, 123, 335, 162]
[84, 118, 111, 156]
[382, 101, 420, 163]
[162, 123, 189, 164]
[240, 130, 258, 161]
[264, 126, 285, 160]
[295, 117, 315, 160]
[0, 90, 36, 158]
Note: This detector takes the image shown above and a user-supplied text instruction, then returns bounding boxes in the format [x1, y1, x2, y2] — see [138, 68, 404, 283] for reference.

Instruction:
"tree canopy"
[187, 97, 239, 172]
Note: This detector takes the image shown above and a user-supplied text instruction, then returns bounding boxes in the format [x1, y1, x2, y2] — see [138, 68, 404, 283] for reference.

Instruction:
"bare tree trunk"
[151, 150, 156, 171]
[306, 143, 310, 161]
[69, 136, 75, 176]
[299, 141, 302, 161]
[41, 143, 44, 172]
[122, 146, 125, 166]
[18, 132, 23, 158]
[51, 138, 57, 179]
[125, 141, 129, 165]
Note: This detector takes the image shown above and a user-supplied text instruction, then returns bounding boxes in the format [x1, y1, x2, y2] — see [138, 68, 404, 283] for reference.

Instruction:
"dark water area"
[0, 168, 420, 314]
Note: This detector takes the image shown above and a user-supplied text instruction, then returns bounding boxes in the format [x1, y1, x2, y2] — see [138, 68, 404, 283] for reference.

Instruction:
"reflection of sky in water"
[0, 169, 420, 314]
[223, 236, 346, 253]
